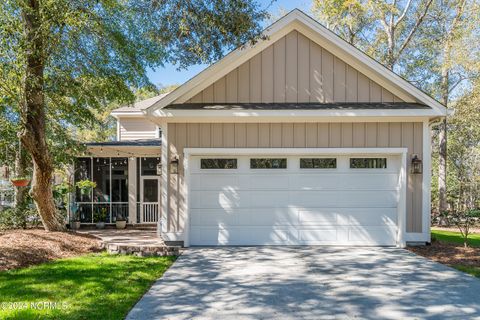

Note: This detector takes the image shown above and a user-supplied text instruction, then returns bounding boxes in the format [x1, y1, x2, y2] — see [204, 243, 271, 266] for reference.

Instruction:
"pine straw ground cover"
[0, 228, 102, 271]
[408, 229, 480, 278]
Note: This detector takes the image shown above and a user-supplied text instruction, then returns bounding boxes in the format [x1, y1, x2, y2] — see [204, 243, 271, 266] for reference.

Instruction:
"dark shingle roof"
[86, 139, 161, 147]
[164, 102, 430, 110]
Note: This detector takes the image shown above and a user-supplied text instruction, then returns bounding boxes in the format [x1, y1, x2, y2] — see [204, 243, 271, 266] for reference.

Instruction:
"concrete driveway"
[127, 247, 480, 320]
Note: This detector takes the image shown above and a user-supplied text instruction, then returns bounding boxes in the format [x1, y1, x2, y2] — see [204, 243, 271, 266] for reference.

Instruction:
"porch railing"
[141, 202, 159, 223]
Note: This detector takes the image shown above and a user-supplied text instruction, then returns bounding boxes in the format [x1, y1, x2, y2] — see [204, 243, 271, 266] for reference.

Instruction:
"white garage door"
[189, 154, 400, 246]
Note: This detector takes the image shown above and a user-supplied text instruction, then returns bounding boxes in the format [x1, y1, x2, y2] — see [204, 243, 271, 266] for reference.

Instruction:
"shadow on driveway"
[127, 247, 480, 319]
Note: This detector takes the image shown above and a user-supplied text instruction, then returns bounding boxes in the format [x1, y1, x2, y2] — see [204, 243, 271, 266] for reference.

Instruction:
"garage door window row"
[200, 157, 387, 170]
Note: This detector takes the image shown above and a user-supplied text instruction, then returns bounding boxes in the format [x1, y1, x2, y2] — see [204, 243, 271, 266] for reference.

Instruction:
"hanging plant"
[11, 176, 31, 187]
[75, 180, 97, 196]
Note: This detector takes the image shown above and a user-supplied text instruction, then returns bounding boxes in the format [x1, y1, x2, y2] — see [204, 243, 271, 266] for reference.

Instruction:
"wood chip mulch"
[0, 228, 102, 271]
[408, 240, 480, 268]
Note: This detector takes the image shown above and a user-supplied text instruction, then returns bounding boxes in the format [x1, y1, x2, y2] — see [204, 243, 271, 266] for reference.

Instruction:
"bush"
[0, 208, 39, 230]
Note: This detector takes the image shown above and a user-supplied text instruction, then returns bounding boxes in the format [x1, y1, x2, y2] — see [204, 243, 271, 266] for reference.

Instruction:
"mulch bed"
[408, 240, 480, 268]
[0, 228, 102, 271]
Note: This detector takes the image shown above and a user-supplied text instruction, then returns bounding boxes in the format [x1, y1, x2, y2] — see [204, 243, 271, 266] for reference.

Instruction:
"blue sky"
[146, 0, 311, 88]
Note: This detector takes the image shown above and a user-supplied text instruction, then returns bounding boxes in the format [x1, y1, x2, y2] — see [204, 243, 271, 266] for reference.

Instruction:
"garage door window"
[300, 158, 336, 169]
[350, 158, 387, 169]
[201, 159, 237, 169]
[250, 158, 287, 169]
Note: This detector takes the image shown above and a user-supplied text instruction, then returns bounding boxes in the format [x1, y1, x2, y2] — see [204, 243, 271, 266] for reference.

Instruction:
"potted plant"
[75, 180, 96, 196]
[94, 207, 107, 229]
[11, 176, 31, 187]
[115, 213, 127, 229]
[71, 212, 81, 230]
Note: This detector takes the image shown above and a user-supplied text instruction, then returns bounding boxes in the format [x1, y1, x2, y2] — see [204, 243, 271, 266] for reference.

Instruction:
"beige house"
[76, 10, 445, 247]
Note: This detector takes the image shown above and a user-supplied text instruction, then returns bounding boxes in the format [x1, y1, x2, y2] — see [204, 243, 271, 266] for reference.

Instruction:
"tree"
[312, 0, 435, 71]
[0, 0, 269, 231]
[432, 0, 479, 213]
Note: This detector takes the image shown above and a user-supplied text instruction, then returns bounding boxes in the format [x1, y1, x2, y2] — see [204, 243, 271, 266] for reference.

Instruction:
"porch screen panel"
[93, 158, 110, 203]
[75, 158, 92, 202]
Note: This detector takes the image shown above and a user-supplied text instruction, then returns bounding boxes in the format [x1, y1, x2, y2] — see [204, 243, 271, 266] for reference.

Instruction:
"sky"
[146, 0, 311, 88]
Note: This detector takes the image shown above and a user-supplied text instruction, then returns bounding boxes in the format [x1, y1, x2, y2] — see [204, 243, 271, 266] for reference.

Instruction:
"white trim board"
[180, 147, 409, 248]
[154, 109, 440, 121]
[147, 9, 446, 117]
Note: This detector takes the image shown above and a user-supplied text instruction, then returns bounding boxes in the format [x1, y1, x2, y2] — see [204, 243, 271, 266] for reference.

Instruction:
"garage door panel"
[191, 174, 240, 190]
[292, 174, 398, 190]
[347, 208, 397, 226]
[190, 209, 239, 227]
[247, 175, 290, 190]
[348, 226, 397, 245]
[298, 210, 338, 225]
[293, 190, 398, 208]
[191, 190, 248, 209]
[250, 191, 292, 207]
[244, 208, 298, 226]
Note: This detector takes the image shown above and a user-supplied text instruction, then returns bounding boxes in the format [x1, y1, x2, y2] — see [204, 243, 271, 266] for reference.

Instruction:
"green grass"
[431, 229, 480, 247]
[431, 229, 480, 278]
[0, 253, 176, 320]
[454, 265, 480, 278]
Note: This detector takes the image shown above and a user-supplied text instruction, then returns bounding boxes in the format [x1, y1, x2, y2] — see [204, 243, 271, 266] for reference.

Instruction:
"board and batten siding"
[187, 30, 408, 104]
[118, 117, 158, 141]
[166, 122, 423, 235]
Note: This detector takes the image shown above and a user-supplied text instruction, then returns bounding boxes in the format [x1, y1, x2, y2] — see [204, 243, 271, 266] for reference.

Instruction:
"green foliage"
[0, 207, 38, 230]
[75, 180, 96, 196]
[94, 207, 108, 223]
[0, 253, 176, 319]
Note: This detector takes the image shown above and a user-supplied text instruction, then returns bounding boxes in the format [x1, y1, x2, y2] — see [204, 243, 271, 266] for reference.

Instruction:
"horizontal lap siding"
[187, 30, 406, 104]
[167, 122, 423, 234]
[119, 118, 157, 141]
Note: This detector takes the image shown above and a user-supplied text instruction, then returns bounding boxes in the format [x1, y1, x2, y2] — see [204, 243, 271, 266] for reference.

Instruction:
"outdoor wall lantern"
[411, 154, 423, 174]
[170, 157, 179, 174]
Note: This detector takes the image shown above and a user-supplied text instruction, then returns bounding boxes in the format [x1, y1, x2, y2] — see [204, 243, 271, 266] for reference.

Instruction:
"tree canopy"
[0, 0, 269, 230]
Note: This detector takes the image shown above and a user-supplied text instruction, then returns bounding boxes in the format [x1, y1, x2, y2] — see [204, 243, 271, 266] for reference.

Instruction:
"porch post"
[128, 158, 137, 224]
[159, 122, 168, 237]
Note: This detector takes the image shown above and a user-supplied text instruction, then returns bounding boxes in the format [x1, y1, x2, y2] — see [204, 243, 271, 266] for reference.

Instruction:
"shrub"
[0, 208, 38, 230]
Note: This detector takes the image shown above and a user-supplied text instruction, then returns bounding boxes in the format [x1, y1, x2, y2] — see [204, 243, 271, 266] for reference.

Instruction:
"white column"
[128, 158, 137, 224]
[159, 122, 169, 237]
[423, 120, 432, 242]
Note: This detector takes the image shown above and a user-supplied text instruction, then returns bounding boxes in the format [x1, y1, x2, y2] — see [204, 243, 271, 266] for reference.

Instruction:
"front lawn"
[0, 253, 176, 320]
[432, 229, 480, 247]
[409, 229, 480, 279]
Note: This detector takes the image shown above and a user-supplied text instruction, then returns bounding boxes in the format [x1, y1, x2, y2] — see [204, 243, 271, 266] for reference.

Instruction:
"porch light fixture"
[170, 157, 179, 174]
[411, 155, 422, 174]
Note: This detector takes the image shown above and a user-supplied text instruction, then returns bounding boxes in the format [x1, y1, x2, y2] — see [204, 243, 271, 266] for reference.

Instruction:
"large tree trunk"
[20, 0, 64, 231]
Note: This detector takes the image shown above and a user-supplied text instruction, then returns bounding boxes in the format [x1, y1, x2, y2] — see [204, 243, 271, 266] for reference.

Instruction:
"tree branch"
[395, 0, 412, 27]
[397, 0, 434, 58]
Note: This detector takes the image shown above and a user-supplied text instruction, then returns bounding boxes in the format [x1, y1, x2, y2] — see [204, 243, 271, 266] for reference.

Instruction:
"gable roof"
[146, 9, 446, 117]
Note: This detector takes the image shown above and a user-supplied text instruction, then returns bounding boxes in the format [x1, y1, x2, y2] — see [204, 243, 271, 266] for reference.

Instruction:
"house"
[74, 9, 446, 248]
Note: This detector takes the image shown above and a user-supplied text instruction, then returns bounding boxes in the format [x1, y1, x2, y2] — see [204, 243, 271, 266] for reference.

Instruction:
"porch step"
[103, 243, 180, 257]
[130, 224, 157, 231]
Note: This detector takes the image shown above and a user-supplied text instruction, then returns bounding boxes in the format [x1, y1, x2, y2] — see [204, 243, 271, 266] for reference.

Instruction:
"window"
[250, 158, 287, 169]
[350, 158, 387, 169]
[140, 157, 161, 175]
[300, 158, 336, 169]
[201, 159, 237, 169]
